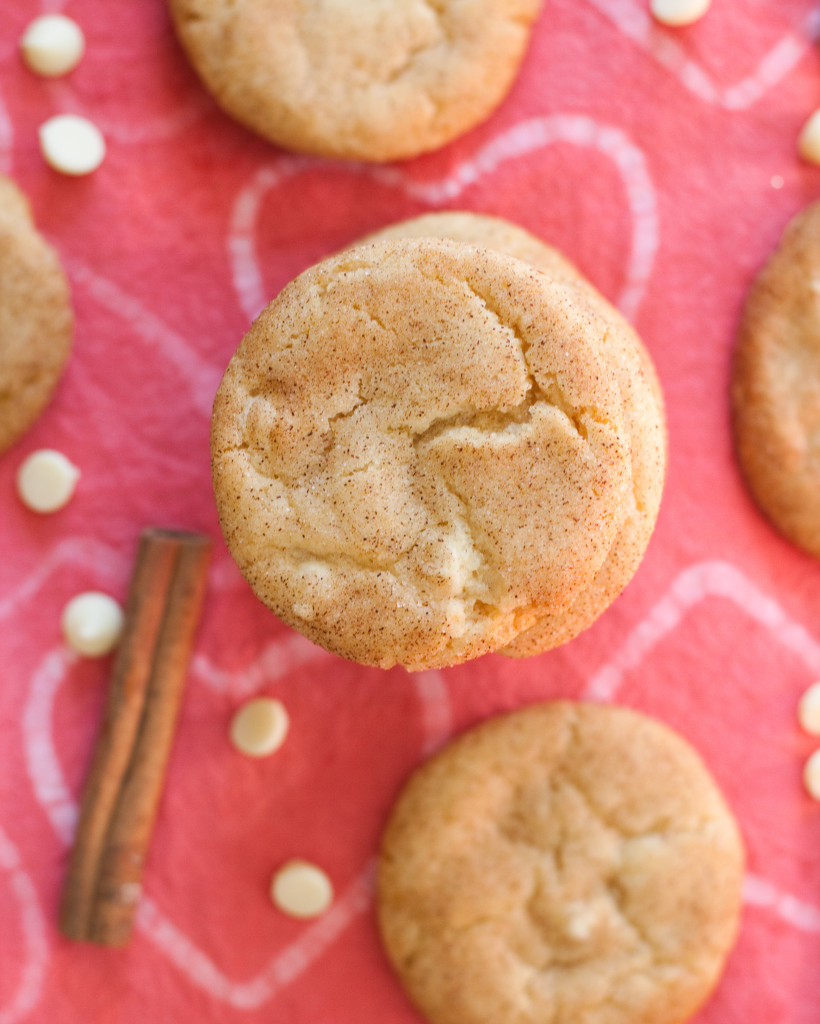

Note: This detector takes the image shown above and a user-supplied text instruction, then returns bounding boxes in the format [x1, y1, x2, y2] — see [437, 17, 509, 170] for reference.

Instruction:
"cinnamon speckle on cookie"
[378, 701, 744, 1024]
[211, 237, 632, 669]
[361, 213, 666, 655]
[168, 0, 543, 162]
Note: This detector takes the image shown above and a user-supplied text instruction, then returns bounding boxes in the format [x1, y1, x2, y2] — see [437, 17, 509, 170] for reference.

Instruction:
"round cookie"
[732, 201, 820, 558]
[168, 0, 543, 162]
[0, 176, 73, 454]
[378, 701, 744, 1024]
[211, 237, 631, 670]
[361, 213, 666, 654]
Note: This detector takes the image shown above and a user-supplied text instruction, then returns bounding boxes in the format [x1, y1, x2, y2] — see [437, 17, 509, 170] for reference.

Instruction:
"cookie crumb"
[62, 592, 124, 657]
[803, 749, 820, 800]
[20, 15, 85, 77]
[270, 860, 333, 918]
[39, 114, 106, 176]
[17, 449, 80, 512]
[230, 697, 290, 757]
[650, 0, 711, 27]
[798, 682, 820, 735]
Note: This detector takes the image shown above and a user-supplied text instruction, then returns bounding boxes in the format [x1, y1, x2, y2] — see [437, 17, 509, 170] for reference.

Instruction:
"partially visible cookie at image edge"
[0, 175, 74, 455]
[378, 701, 744, 1024]
[732, 201, 820, 558]
[169, 0, 544, 162]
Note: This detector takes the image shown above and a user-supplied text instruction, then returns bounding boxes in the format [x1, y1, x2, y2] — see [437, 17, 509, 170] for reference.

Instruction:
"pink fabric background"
[2, 1, 820, 1021]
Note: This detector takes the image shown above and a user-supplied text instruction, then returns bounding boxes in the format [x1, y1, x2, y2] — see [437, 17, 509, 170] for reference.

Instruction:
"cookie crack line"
[325, 394, 366, 433]
[279, 482, 491, 592]
[460, 277, 616, 441]
[382, 24, 442, 87]
[495, 778, 662, 969]
[421, 0, 449, 38]
[564, 717, 726, 843]
[409, 470, 497, 599]
[600, 875, 655, 959]
[411, 391, 542, 445]
[349, 302, 397, 339]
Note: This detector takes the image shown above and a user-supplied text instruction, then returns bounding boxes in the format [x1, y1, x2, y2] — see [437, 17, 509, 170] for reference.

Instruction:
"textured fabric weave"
[1, 2, 820, 1022]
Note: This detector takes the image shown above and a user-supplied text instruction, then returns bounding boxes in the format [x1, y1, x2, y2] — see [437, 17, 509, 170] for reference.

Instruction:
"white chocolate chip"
[804, 749, 820, 800]
[61, 592, 124, 657]
[20, 15, 85, 77]
[650, 0, 711, 27]
[17, 449, 80, 513]
[270, 861, 333, 919]
[39, 114, 106, 176]
[798, 682, 820, 735]
[798, 110, 820, 166]
[229, 697, 290, 757]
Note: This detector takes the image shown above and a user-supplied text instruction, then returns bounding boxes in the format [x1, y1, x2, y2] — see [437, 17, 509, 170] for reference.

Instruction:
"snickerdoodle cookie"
[211, 237, 631, 670]
[0, 175, 73, 454]
[378, 701, 744, 1024]
[169, 0, 543, 162]
[732, 201, 820, 558]
[362, 213, 666, 654]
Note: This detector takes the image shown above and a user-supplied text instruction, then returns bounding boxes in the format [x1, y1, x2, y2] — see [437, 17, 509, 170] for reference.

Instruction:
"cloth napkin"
[2, 1, 820, 1021]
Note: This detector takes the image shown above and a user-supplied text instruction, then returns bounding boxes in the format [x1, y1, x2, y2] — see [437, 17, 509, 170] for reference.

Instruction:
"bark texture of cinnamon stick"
[59, 527, 211, 947]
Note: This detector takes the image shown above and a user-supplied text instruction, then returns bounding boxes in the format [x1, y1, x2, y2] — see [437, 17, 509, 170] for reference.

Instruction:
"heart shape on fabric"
[587, 0, 819, 110]
[227, 114, 659, 326]
[583, 558, 820, 930]
[14, 538, 453, 1009]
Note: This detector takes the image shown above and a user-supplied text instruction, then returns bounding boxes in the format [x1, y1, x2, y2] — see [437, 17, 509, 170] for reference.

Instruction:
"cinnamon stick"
[59, 528, 211, 947]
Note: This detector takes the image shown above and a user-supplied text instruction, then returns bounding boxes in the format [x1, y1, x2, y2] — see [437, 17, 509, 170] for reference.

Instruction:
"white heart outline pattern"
[0, 112, 659, 430]
[2, 4, 819, 1008]
[43, 78, 210, 145]
[581, 558, 820, 941]
[228, 114, 659, 325]
[0, 827, 48, 1024]
[586, 0, 820, 110]
[64, 259, 222, 421]
[582, 560, 820, 703]
[6, 543, 820, 1019]
[9, 537, 453, 1011]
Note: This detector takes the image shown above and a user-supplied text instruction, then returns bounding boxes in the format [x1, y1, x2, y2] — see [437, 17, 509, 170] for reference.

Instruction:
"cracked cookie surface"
[168, 0, 543, 161]
[377, 701, 744, 1024]
[211, 238, 631, 669]
[0, 175, 73, 455]
[732, 201, 820, 558]
[361, 213, 666, 654]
